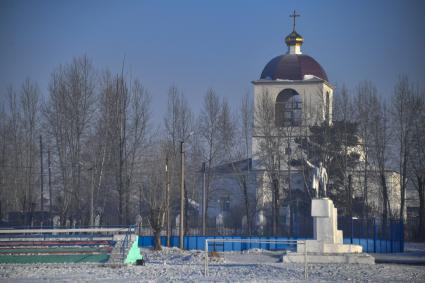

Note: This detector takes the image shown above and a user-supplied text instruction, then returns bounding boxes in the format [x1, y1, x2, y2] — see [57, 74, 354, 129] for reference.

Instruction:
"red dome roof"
[260, 54, 328, 81]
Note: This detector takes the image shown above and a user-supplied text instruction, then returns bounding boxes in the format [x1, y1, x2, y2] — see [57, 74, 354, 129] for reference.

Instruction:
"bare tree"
[370, 95, 392, 225]
[164, 86, 193, 152]
[7, 87, 25, 214]
[1, 57, 155, 227]
[141, 142, 168, 250]
[20, 79, 40, 222]
[126, 80, 151, 221]
[408, 88, 425, 239]
[5, 87, 23, 214]
[163, 86, 193, 232]
[391, 76, 416, 221]
[355, 81, 378, 218]
[254, 90, 285, 235]
[0, 100, 6, 219]
[96, 70, 152, 225]
[235, 92, 255, 234]
[198, 89, 222, 229]
[0, 81, 41, 225]
[44, 56, 96, 224]
[218, 99, 237, 162]
[333, 85, 355, 216]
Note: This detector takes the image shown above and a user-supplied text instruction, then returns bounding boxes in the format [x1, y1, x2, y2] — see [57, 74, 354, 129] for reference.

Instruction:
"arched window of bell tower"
[275, 89, 302, 127]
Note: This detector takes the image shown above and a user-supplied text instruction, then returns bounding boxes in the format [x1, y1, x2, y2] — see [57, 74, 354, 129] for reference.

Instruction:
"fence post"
[389, 221, 393, 253]
[304, 240, 308, 279]
[204, 239, 208, 276]
[366, 218, 369, 252]
[373, 218, 377, 253]
[400, 220, 404, 252]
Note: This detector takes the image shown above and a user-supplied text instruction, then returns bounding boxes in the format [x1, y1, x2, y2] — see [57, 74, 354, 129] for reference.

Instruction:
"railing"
[120, 225, 135, 261]
[0, 227, 131, 234]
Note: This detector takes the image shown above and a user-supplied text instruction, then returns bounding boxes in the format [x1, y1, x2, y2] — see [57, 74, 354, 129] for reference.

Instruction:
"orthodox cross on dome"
[290, 10, 300, 31]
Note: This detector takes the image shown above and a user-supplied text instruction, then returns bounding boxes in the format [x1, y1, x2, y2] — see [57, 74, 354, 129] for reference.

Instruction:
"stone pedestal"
[312, 198, 342, 244]
[282, 198, 374, 264]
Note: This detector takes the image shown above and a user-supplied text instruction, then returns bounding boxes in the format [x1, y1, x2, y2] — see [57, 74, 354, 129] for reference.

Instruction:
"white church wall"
[251, 80, 333, 164]
[252, 80, 331, 126]
[349, 169, 402, 219]
[207, 171, 258, 228]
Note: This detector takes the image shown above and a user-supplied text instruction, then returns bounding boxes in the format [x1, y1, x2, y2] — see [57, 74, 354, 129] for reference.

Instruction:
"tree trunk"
[399, 152, 408, 221]
[272, 178, 279, 235]
[153, 229, 162, 250]
[381, 173, 389, 227]
[242, 178, 251, 235]
[363, 154, 368, 219]
[418, 176, 425, 240]
[348, 174, 353, 218]
[184, 186, 189, 233]
[125, 176, 130, 225]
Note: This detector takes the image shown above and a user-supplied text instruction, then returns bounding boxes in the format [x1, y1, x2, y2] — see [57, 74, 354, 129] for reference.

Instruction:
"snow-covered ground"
[1, 247, 425, 282]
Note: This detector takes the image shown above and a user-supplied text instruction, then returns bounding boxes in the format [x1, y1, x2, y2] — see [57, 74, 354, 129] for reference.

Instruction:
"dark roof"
[208, 158, 252, 174]
[260, 54, 328, 81]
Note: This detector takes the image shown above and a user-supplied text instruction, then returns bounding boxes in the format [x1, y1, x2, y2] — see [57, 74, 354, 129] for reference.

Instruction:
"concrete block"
[311, 198, 333, 217]
[298, 241, 362, 254]
[336, 230, 343, 244]
[315, 217, 335, 243]
[322, 243, 362, 254]
[282, 252, 375, 264]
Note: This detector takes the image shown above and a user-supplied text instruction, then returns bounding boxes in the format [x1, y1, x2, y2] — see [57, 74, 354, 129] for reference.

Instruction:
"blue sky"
[1, 0, 424, 119]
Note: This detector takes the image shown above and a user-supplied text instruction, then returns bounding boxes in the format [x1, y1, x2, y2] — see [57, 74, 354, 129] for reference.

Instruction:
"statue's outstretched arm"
[305, 159, 314, 169]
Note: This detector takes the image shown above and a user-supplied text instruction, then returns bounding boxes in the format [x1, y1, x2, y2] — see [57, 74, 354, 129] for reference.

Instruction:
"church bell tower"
[252, 11, 333, 165]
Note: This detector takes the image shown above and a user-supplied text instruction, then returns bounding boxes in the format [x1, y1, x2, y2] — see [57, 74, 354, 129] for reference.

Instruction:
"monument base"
[298, 240, 363, 254]
[282, 251, 375, 264]
[283, 197, 374, 264]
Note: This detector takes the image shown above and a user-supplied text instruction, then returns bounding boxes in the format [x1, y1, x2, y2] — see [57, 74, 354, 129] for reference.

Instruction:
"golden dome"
[285, 31, 304, 46]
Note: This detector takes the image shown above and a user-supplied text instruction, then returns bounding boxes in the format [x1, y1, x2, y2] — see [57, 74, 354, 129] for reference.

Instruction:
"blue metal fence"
[338, 217, 404, 253]
[138, 219, 404, 253]
[138, 236, 301, 252]
[138, 235, 402, 253]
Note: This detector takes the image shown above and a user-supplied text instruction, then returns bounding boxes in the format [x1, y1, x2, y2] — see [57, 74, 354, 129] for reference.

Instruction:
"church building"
[206, 12, 401, 235]
[252, 13, 333, 158]
[207, 12, 333, 235]
[251, 11, 334, 234]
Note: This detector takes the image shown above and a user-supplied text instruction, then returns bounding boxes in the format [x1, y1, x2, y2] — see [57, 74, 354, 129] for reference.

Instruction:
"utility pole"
[202, 162, 206, 235]
[48, 148, 52, 225]
[165, 157, 170, 247]
[39, 135, 44, 224]
[179, 141, 185, 249]
[89, 167, 94, 226]
[139, 185, 142, 216]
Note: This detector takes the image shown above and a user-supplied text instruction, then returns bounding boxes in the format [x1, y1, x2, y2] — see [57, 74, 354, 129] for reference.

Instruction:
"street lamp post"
[179, 141, 185, 249]
[351, 216, 358, 244]
[202, 162, 206, 235]
[165, 157, 171, 247]
[89, 167, 94, 227]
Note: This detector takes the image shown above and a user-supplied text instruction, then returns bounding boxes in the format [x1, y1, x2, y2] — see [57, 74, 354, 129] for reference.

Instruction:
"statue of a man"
[305, 160, 328, 198]
[318, 162, 328, 197]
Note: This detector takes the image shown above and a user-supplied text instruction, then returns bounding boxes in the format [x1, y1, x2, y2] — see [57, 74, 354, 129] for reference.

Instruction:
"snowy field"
[1, 247, 425, 282]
